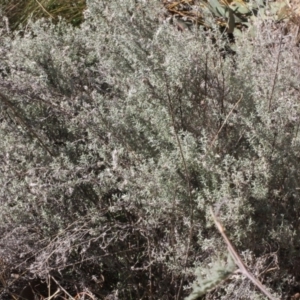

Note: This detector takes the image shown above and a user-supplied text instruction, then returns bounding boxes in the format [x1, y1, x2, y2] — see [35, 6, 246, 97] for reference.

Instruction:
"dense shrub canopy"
[1, 0, 300, 299]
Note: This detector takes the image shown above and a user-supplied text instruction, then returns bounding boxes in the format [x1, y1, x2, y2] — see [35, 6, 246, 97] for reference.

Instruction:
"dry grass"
[0, 0, 86, 30]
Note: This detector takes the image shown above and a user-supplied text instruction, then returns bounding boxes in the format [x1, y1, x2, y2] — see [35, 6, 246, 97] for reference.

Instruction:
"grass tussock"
[0, 0, 86, 30]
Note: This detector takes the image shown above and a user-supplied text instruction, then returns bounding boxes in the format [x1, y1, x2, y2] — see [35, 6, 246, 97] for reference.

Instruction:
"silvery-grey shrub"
[0, 0, 300, 298]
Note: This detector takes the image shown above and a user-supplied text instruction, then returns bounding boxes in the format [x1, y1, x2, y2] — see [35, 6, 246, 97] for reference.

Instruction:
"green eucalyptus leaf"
[254, 0, 266, 8]
[208, 0, 227, 17]
[232, 13, 246, 23]
[226, 8, 235, 33]
[233, 27, 244, 37]
[229, 2, 251, 15]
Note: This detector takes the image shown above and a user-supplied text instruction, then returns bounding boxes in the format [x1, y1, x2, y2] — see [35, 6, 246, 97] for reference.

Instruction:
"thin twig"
[268, 33, 283, 111]
[164, 74, 194, 300]
[35, 0, 55, 19]
[50, 276, 74, 299]
[209, 94, 243, 151]
[0, 91, 54, 157]
[210, 207, 278, 300]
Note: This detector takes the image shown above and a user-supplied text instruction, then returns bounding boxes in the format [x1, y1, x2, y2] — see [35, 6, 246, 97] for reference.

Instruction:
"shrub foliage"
[0, 0, 300, 299]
